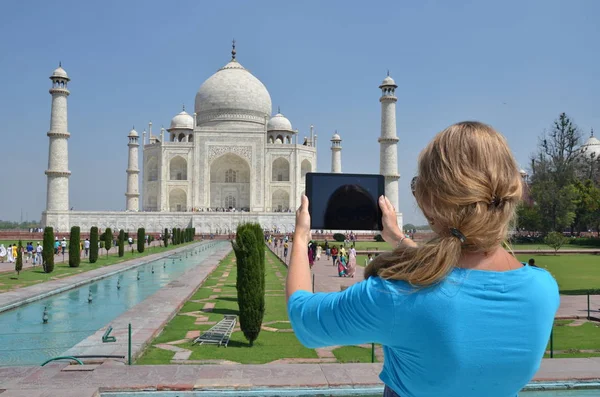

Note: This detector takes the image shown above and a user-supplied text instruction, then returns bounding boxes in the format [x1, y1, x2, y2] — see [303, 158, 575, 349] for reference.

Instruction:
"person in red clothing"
[330, 246, 338, 266]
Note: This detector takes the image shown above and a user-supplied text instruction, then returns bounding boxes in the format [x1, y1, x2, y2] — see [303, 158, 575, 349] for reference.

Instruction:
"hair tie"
[449, 228, 466, 243]
[491, 195, 502, 207]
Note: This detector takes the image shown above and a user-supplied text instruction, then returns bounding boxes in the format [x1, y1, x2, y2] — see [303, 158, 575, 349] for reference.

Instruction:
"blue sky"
[0, 0, 598, 225]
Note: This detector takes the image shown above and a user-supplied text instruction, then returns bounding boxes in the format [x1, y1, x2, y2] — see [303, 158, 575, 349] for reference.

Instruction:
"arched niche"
[169, 188, 187, 212]
[272, 157, 290, 182]
[170, 156, 188, 180]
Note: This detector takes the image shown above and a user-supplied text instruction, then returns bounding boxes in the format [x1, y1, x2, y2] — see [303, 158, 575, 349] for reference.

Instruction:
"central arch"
[209, 153, 251, 210]
[169, 188, 187, 212]
[272, 157, 290, 181]
[272, 189, 290, 212]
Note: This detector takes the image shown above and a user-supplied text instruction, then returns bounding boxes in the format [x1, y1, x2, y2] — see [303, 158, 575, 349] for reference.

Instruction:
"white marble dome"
[331, 132, 341, 141]
[267, 113, 293, 131]
[169, 110, 194, 130]
[195, 60, 272, 126]
[580, 133, 600, 159]
[128, 128, 138, 137]
[51, 66, 69, 80]
[381, 75, 396, 86]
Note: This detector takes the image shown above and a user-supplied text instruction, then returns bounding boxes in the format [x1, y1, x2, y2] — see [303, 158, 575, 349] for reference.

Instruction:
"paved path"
[271, 244, 600, 319]
[0, 359, 599, 396]
[64, 242, 231, 361]
[0, 243, 200, 314]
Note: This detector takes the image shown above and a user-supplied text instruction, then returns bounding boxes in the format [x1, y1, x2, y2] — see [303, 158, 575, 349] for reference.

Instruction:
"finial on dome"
[592, 128, 595, 137]
[182, 104, 185, 112]
[231, 39, 236, 60]
[278, 106, 280, 114]
[387, 69, 389, 76]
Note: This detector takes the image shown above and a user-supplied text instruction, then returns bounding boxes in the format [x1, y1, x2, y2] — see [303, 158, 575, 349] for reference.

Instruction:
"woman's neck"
[457, 246, 522, 272]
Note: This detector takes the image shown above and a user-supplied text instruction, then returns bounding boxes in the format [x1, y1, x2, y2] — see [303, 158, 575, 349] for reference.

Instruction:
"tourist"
[366, 253, 374, 266]
[0, 244, 6, 263]
[286, 122, 559, 397]
[54, 238, 59, 255]
[324, 240, 330, 259]
[339, 245, 347, 262]
[61, 238, 67, 255]
[84, 238, 90, 257]
[330, 246, 338, 266]
[346, 245, 356, 278]
[26, 242, 33, 263]
[7, 244, 14, 263]
[316, 244, 322, 260]
[337, 255, 347, 277]
[307, 241, 315, 269]
[35, 242, 43, 265]
[528, 258, 538, 267]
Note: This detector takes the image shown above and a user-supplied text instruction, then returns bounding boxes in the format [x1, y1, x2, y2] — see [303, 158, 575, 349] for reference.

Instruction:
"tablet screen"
[305, 173, 384, 231]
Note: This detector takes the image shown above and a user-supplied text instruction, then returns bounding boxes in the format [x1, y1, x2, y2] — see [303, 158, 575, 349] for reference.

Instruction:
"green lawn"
[137, 249, 375, 365]
[515, 254, 600, 292]
[544, 320, 600, 358]
[333, 345, 378, 363]
[0, 242, 192, 292]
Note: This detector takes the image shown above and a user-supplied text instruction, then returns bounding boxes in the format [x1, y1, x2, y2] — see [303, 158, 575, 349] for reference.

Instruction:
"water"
[0, 241, 224, 366]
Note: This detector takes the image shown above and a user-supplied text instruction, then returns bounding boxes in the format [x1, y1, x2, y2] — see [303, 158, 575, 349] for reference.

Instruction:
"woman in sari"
[337, 255, 348, 277]
[308, 242, 315, 268]
[346, 245, 357, 278]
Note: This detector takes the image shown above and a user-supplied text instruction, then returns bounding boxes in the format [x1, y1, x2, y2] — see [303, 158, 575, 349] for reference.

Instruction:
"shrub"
[137, 228, 145, 253]
[69, 226, 81, 267]
[118, 229, 125, 257]
[89, 226, 99, 264]
[250, 223, 266, 304]
[104, 227, 112, 257]
[374, 234, 384, 242]
[232, 224, 264, 346]
[545, 231, 568, 254]
[333, 233, 345, 242]
[163, 228, 169, 247]
[42, 227, 55, 273]
[15, 240, 23, 275]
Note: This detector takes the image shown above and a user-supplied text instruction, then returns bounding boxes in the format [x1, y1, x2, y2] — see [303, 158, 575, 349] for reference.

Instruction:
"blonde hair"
[365, 121, 523, 286]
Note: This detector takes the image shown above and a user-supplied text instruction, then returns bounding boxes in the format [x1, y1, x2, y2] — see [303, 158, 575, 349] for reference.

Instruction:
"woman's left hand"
[295, 195, 311, 242]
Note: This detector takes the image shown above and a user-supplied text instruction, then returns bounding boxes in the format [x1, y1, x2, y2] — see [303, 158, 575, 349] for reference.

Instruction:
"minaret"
[125, 127, 140, 211]
[379, 72, 400, 210]
[330, 131, 342, 173]
[45, 63, 71, 212]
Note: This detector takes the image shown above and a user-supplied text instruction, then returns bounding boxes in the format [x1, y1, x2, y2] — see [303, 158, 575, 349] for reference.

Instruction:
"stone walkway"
[0, 242, 199, 314]
[1, 359, 599, 396]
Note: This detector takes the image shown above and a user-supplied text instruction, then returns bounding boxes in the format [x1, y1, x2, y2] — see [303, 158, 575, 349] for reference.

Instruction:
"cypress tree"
[118, 229, 125, 257]
[69, 226, 81, 268]
[42, 227, 55, 273]
[15, 240, 23, 276]
[89, 226, 99, 264]
[163, 228, 169, 247]
[192, 228, 196, 241]
[232, 225, 263, 346]
[104, 227, 112, 257]
[137, 228, 145, 253]
[250, 223, 266, 312]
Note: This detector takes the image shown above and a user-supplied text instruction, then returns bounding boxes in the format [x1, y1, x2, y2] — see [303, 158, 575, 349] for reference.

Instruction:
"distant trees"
[42, 227, 55, 273]
[69, 226, 81, 268]
[545, 231, 568, 254]
[118, 229, 125, 257]
[137, 228, 145, 253]
[89, 226, 99, 263]
[104, 228, 112, 257]
[15, 240, 23, 276]
[232, 223, 265, 346]
[163, 228, 169, 247]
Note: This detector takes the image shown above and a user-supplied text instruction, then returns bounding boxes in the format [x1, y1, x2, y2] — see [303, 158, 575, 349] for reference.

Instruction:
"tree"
[118, 229, 125, 257]
[250, 223, 266, 315]
[545, 231, 568, 254]
[137, 228, 145, 253]
[69, 226, 81, 267]
[42, 227, 55, 273]
[516, 203, 542, 232]
[163, 228, 169, 247]
[89, 226, 99, 264]
[104, 227, 112, 257]
[232, 224, 264, 346]
[15, 240, 23, 276]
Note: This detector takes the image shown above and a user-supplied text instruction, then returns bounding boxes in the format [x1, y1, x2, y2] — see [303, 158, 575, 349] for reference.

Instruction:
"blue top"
[288, 265, 559, 397]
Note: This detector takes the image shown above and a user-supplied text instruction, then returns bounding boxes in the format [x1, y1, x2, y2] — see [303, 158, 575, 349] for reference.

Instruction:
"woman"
[316, 244, 322, 260]
[346, 245, 357, 278]
[337, 255, 348, 277]
[6, 244, 14, 263]
[330, 246, 338, 266]
[307, 242, 315, 268]
[324, 240, 330, 260]
[286, 122, 559, 397]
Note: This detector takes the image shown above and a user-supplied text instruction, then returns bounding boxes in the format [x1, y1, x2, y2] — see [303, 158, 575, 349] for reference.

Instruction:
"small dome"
[382, 75, 395, 85]
[51, 65, 69, 80]
[331, 133, 341, 141]
[275, 138, 283, 144]
[267, 113, 293, 131]
[580, 134, 600, 159]
[128, 128, 138, 137]
[168, 110, 194, 131]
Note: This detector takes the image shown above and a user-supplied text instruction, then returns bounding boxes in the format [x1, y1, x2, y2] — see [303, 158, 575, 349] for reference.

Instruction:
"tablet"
[305, 172, 384, 231]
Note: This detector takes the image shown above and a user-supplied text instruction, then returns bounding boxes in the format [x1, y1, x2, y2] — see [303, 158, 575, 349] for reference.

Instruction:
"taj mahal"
[41, 43, 402, 234]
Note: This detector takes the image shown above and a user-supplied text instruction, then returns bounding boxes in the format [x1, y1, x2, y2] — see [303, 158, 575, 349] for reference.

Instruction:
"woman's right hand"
[379, 195, 404, 246]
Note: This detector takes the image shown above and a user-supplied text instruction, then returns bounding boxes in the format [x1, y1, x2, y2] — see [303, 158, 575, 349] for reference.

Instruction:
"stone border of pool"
[63, 243, 232, 361]
[0, 360, 599, 396]
[0, 242, 205, 314]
